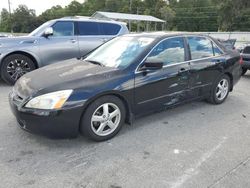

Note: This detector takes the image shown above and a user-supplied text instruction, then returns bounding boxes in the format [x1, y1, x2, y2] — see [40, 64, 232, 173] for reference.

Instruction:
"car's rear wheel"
[1, 54, 36, 85]
[80, 95, 126, 141]
[207, 74, 230, 104]
[242, 68, 248, 76]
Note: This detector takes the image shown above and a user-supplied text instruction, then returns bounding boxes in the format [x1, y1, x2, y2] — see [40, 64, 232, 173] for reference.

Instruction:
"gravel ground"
[0, 74, 250, 188]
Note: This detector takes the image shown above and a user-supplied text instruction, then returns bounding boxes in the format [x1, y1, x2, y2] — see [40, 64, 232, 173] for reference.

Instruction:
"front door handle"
[70, 39, 77, 43]
[102, 38, 109, 42]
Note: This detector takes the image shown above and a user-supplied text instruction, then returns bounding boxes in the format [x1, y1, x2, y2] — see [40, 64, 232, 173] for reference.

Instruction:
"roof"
[58, 16, 127, 25]
[92, 11, 166, 23]
[121, 32, 217, 41]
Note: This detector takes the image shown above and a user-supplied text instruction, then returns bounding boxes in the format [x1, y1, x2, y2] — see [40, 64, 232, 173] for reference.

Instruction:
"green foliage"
[12, 5, 37, 33]
[170, 0, 219, 31]
[0, 0, 250, 33]
[216, 0, 250, 31]
[0, 8, 11, 32]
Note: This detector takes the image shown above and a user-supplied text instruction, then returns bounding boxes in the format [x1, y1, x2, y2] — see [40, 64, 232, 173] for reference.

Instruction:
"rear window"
[187, 36, 214, 60]
[99, 23, 121, 35]
[243, 46, 250, 54]
[213, 43, 223, 56]
[77, 22, 100, 35]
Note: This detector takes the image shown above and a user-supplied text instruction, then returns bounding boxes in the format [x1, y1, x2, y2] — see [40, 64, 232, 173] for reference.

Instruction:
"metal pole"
[137, 7, 139, 32]
[129, 0, 132, 32]
[129, 0, 132, 13]
[8, 0, 11, 14]
[8, 0, 13, 33]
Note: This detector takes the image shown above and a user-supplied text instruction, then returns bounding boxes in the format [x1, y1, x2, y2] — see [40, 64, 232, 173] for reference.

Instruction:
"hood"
[0, 36, 38, 48]
[14, 58, 118, 98]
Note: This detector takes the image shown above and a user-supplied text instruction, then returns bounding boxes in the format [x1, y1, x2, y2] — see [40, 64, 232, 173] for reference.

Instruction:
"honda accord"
[9, 33, 242, 141]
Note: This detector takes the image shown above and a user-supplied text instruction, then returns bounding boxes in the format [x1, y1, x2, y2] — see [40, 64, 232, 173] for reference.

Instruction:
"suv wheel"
[1, 54, 36, 85]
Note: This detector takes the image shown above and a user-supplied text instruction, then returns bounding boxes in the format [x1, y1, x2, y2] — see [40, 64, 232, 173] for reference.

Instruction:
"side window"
[147, 37, 185, 65]
[52, 21, 74, 37]
[78, 22, 100, 35]
[187, 37, 214, 60]
[213, 43, 223, 56]
[99, 23, 121, 35]
[243, 46, 250, 54]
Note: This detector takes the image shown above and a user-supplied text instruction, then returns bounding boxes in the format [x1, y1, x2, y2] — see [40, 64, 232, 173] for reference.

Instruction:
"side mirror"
[140, 58, 163, 71]
[43, 27, 53, 37]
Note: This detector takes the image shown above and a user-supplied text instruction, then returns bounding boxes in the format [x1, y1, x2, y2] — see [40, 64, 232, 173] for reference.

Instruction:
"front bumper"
[9, 92, 83, 139]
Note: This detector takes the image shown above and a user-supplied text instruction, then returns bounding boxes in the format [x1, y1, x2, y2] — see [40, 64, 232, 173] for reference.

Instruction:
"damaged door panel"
[186, 36, 225, 98]
[134, 37, 190, 114]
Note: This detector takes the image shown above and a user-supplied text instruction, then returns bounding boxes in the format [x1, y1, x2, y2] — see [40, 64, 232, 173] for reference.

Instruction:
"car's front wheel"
[80, 95, 126, 141]
[1, 54, 36, 85]
[207, 74, 230, 104]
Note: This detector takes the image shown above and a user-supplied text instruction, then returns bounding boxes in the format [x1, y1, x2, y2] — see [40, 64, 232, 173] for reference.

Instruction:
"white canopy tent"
[92, 11, 166, 31]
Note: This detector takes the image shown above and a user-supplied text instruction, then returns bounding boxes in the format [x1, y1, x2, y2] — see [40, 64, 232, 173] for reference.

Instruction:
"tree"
[38, 5, 65, 23]
[65, 1, 83, 16]
[160, 6, 175, 30]
[215, 0, 250, 31]
[170, 0, 218, 31]
[11, 5, 37, 33]
[0, 8, 11, 32]
[1, 0, 250, 33]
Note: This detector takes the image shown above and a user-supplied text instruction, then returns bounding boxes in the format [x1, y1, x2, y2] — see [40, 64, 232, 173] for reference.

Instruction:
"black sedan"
[9, 33, 242, 141]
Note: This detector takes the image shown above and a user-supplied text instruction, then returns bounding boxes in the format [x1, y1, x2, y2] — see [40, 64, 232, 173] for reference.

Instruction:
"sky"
[0, 0, 85, 15]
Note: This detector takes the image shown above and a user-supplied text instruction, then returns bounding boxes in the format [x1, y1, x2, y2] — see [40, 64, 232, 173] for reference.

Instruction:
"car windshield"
[29, 20, 54, 36]
[85, 36, 155, 69]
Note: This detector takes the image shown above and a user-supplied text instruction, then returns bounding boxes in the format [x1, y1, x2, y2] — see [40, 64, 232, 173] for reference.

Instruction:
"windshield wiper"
[85, 60, 105, 67]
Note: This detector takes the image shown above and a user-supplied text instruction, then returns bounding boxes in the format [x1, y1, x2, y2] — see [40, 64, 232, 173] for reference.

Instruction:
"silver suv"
[0, 17, 129, 84]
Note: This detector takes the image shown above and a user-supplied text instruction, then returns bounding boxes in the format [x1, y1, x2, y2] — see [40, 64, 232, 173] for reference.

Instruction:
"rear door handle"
[212, 59, 224, 64]
[178, 68, 186, 73]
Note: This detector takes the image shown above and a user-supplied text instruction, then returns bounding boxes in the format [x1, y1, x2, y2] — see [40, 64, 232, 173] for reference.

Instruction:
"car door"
[187, 36, 224, 98]
[38, 21, 78, 66]
[134, 37, 190, 114]
[99, 22, 121, 40]
[76, 21, 105, 57]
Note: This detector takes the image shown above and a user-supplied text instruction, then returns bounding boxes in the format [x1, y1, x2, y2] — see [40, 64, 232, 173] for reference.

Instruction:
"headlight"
[25, 90, 73, 110]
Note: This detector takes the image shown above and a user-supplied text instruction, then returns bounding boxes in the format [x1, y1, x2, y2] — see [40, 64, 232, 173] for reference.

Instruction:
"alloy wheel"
[215, 78, 229, 101]
[91, 103, 121, 136]
[7, 59, 31, 81]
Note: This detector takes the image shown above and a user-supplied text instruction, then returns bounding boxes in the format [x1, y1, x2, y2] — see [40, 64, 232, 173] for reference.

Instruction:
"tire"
[242, 68, 248, 76]
[80, 95, 126, 142]
[207, 74, 230, 105]
[1, 54, 36, 85]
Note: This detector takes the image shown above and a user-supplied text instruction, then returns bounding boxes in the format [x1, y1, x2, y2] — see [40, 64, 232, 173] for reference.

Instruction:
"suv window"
[188, 37, 214, 60]
[147, 37, 185, 65]
[78, 22, 100, 35]
[243, 46, 250, 54]
[99, 23, 121, 35]
[52, 21, 74, 37]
